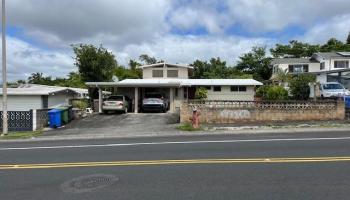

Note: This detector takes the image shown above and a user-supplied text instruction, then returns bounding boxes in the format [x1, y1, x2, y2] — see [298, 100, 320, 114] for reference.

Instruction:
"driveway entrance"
[43, 113, 180, 137]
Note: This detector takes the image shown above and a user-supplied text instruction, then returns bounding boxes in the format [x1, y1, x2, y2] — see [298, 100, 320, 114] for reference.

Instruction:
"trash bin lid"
[48, 109, 61, 113]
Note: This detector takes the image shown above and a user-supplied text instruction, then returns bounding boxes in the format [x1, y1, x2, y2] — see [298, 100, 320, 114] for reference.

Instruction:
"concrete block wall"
[180, 101, 345, 124]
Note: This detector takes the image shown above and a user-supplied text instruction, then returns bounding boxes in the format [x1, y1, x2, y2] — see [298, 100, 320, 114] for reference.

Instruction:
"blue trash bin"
[48, 109, 62, 128]
[345, 96, 350, 109]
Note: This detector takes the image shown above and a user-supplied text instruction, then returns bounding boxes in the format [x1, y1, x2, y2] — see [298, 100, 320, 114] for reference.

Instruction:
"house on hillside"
[86, 63, 263, 113]
[271, 52, 350, 88]
[0, 84, 88, 111]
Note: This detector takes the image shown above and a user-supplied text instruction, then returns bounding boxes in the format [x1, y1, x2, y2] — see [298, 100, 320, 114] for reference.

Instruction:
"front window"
[231, 86, 247, 92]
[213, 86, 221, 92]
[323, 84, 344, 90]
[334, 61, 349, 68]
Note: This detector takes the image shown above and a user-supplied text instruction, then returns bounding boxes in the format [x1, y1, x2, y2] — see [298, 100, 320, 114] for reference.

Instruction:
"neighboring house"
[0, 84, 88, 111]
[86, 63, 263, 113]
[271, 52, 350, 88]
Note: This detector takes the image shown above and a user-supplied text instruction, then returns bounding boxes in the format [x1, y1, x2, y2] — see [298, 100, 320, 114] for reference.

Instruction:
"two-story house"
[271, 52, 350, 88]
[86, 63, 262, 113]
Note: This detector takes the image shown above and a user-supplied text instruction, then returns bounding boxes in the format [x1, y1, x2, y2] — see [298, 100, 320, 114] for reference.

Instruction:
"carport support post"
[134, 87, 139, 113]
[98, 87, 103, 114]
[169, 88, 174, 112]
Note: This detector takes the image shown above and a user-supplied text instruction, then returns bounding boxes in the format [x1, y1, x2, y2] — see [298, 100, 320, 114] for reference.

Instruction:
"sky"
[2, 0, 350, 81]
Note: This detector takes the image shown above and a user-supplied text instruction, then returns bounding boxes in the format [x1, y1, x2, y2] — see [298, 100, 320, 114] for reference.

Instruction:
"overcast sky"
[2, 0, 350, 80]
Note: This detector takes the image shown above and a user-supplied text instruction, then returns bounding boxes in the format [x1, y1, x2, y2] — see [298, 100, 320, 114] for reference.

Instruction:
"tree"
[271, 67, 291, 86]
[139, 54, 158, 65]
[64, 72, 86, 88]
[235, 47, 272, 81]
[72, 44, 117, 99]
[72, 44, 117, 82]
[347, 32, 350, 45]
[270, 40, 320, 58]
[289, 74, 316, 100]
[28, 72, 54, 85]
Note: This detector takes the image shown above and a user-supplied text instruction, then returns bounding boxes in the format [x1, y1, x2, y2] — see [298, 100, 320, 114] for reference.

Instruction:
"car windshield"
[107, 96, 123, 101]
[145, 93, 162, 98]
[323, 84, 343, 90]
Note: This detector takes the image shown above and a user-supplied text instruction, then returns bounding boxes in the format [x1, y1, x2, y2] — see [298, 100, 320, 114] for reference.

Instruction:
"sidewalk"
[1, 121, 350, 143]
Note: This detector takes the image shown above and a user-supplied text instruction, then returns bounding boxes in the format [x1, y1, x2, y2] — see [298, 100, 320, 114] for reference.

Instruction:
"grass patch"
[0, 130, 43, 140]
[177, 123, 203, 131]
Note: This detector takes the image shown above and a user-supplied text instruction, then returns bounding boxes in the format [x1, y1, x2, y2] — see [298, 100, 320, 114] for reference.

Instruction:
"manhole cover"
[61, 174, 119, 193]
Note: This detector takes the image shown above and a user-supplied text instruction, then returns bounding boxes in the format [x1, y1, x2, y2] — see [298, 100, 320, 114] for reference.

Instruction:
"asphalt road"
[1, 131, 350, 200]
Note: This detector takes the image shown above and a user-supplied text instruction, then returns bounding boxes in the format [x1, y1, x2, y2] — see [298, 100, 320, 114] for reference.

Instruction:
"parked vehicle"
[142, 93, 169, 113]
[319, 82, 350, 99]
[102, 95, 131, 114]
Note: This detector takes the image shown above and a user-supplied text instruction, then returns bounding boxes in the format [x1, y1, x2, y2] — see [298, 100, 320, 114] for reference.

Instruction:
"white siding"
[275, 63, 321, 73]
[206, 86, 255, 101]
[0, 95, 42, 111]
[48, 92, 74, 108]
[143, 67, 189, 79]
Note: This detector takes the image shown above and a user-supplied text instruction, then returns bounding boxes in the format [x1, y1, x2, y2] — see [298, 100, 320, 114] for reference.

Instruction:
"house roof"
[136, 62, 194, 69]
[86, 79, 263, 87]
[270, 58, 316, 65]
[0, 84, 88, 96]
[313, 52, 350, 59]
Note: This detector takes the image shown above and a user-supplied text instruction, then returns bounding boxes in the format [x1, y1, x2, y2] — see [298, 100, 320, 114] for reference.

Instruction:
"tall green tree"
[72, 44, 117, 82]
[347, 32, 350, 45]
[72, 44, 117, 99]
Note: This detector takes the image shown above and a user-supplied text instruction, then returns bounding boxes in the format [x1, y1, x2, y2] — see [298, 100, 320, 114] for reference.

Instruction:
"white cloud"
[4, 0, 350, 80]
[115, 35, 274, 66]
[3, 36, 74, 81]
[8, 0, 171, 48]
[301, 14, 350, 44]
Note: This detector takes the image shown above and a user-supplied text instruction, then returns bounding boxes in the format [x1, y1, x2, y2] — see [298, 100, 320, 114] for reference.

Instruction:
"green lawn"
[0, 130, 43, 140]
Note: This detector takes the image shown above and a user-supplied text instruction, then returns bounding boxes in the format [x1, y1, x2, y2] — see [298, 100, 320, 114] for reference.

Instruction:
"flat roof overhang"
[86, 82, 181, 88]
[307, 68, 350, 75]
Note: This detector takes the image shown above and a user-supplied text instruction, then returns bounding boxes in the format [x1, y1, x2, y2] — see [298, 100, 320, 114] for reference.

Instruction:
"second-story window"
[334, 60, 349, 68]
[152, 70, 163, 77]
[320, 62, 325, 70]
[167, 70, 178, 78]
[288, 64, 308, 73]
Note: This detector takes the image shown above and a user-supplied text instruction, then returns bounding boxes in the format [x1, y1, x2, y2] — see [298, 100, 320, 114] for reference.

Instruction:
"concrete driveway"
[43, 113, 180, 137]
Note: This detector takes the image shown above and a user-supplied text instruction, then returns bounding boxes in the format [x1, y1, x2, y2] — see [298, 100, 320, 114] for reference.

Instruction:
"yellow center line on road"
[1, 156, 350, 170]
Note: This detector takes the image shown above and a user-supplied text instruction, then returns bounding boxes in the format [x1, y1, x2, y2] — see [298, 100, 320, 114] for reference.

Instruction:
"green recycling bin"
[57, 107, 69, 124]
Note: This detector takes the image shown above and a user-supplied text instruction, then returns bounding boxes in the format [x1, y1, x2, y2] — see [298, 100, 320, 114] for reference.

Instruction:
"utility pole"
[1, 0, 7, 136]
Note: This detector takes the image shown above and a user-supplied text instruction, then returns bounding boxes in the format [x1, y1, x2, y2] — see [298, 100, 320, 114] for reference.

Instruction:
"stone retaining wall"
[180, 100, 345, 124]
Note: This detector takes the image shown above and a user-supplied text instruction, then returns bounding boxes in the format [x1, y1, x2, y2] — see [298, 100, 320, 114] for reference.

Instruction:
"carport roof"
[86, 79, 263, 87]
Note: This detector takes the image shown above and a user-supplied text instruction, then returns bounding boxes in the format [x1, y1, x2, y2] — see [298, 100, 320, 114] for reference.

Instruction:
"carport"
[86, 80, 183, 113]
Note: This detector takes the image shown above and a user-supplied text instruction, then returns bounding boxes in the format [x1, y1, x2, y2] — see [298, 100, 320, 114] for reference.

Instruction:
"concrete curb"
[1, 126, 350, 143]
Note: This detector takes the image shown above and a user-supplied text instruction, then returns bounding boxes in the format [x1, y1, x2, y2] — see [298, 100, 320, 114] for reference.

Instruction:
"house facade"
[271, 52, 350, 88]
[0, 84, 88, 111]
[86, 63, 263, 113]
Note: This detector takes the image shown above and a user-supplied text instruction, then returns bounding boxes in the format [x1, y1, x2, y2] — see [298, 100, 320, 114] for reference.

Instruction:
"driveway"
[43, 113, 180, 137]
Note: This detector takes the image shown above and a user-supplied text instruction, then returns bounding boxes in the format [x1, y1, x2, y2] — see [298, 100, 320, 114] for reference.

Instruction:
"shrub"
[72, 100, 89, 110]
[195, 87, 208, 99]
[289, 74, 316, 100]
[265, 86, 289, 100]
[256, 85, 289, 100]
[256, 85, 269, 98]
